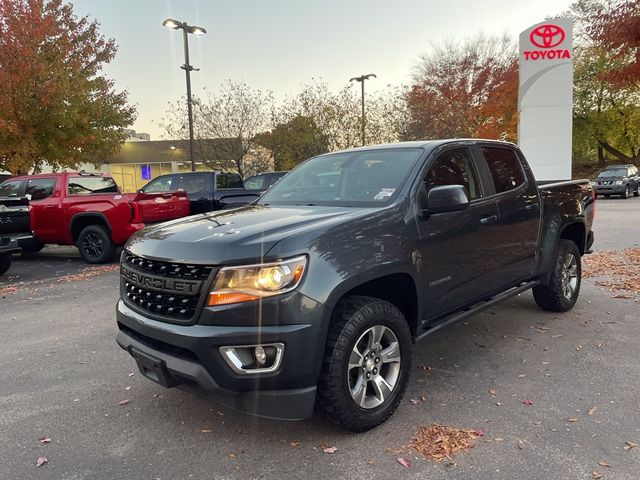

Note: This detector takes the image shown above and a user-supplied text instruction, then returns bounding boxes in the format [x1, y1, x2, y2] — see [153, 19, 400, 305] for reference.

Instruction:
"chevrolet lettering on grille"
[121, 265, 202, 295]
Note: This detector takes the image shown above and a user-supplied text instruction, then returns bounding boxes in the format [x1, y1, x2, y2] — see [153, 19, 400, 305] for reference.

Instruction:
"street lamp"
[349, 73, 376, 146]
[163, 18, 206, 172]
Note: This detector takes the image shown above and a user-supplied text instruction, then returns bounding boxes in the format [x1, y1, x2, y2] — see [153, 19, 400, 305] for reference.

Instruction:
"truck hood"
[125, 205, 375, 264]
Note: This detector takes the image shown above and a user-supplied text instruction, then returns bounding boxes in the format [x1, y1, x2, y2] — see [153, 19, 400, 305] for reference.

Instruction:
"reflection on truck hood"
[125, 205, 375, 264]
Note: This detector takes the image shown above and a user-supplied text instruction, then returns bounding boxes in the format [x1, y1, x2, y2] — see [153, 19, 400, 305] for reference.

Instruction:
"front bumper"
[116, 293, 330, 420]
[594, 184, 626, 195]
[0, 233, 32, 254]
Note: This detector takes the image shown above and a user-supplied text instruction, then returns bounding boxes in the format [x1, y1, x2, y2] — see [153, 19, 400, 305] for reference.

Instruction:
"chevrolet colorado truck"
[140, 171, 264, 214]
[0, 196, 32, 275]
[116, 140, 595, 431]
[0, 172, 190, 263]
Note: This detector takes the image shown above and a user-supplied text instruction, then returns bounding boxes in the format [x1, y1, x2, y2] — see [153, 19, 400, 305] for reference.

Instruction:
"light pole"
[163, 18, 206, 172]
[349, 73, 376, 146]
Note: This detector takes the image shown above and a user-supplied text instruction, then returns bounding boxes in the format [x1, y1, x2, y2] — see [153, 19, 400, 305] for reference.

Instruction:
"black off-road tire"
[318, 295, 412, 432]
[77, 225, 115, 264]
[0, 254, 11, 275]
[634, 186, 639, 197]
[533, 240, 581, 312]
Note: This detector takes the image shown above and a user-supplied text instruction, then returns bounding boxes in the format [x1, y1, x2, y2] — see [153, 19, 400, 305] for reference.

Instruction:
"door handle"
[480, 215, 498, 224]
[525, 204, 538, 211]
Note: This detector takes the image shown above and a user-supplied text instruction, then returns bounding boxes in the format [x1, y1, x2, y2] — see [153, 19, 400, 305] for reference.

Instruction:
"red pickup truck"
[0, 172, 190, 263]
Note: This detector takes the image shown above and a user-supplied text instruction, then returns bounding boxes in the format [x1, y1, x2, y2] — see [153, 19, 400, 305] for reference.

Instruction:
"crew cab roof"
[332, 139, 517, 155]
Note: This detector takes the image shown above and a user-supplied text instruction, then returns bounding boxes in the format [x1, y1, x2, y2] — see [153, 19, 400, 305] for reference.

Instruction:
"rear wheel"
[77, 225, 115, 264]
[0, 254, 11, 275]
[634, 186, 639, 197]
[318, 296, 412, 432]
[533, 240, 581, 312]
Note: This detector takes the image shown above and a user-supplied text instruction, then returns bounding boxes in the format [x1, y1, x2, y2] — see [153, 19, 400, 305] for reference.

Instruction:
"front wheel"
[634, 186, 639, 197]
[621, 186, 630, 199]
[533, 240, 581, 312]
[0, 254, 12, 275]
[318, 296, 412, 432]
[77, 225, 115, 264]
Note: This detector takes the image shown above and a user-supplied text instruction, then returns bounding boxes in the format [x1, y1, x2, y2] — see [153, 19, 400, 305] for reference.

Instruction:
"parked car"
[0, 196, 32, 275]
[0, 172, 190, 263]
[116, 140, 595, 432]
[140, 172, 265, 215]
[592, 164, 640, 199]
[243, 171, 288, 191]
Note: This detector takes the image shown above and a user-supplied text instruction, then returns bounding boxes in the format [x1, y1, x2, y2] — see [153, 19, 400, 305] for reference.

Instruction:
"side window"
[481, 147, 525, 194]
[142, 176, 173, 193]
[68, 176, 119, 195]
[0, 180, 26, 197]
[26, 178, 56, 200]
[270, 173, 285, 186]
[243, 175, 266, 190]
[177, 175, 206, 194]
[217, 174, 243, 189]
[424, 148, 481, 200]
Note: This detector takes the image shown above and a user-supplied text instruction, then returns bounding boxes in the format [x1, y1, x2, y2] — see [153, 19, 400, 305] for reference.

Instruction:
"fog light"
[254, 346, 267, 365]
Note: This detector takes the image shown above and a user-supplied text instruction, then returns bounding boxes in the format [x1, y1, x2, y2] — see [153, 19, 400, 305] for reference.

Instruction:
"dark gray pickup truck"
[116, 140, 595, 431]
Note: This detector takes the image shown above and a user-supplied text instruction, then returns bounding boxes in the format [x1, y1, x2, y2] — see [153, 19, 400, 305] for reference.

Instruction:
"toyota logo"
[530, 24, 565, 49]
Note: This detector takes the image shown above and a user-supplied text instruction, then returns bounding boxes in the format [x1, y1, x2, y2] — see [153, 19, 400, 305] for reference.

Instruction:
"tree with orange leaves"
[0, 0, 136, 175]
[406, 34, 518, 142]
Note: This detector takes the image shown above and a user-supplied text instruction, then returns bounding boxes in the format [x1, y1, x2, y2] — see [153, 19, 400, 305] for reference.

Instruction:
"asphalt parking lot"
[1, 197, 639, 480]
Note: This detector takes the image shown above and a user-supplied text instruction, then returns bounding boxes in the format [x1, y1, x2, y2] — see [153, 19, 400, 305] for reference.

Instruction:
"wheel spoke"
[379, 341, 401, 364]
[351, 376, 367, 407]
[371, 375, 393, 403]
[367, 325, 385, 351]
[349, 346, 364, 371]
[564, 255, 574, 269]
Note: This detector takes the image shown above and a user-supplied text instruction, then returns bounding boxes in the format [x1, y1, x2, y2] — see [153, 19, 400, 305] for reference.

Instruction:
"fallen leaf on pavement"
[228, 453, 237, 459]
[588, 406, 597, 416]
[592, 472, 602, 479]
[552, 335, 563, 338]
[323, 446, 337, 454]
[124, 386, 132, 391]
[289, 441, 302, 447]
[118, 399, 130, 405]
[410, 424, 479, 462]
[568, 417, 578, 422]
[420, 396, 426, 402]
[474, 430, 485, 437]
[624, 441, 638, 451]
[598, 461, 611, 467]
[396, 457, 411, 468]
[128, 373, 135, 377]
[36, 457, 48, 467]
[409, 398, 420, 405]
[200, 429, 213, 433]
[517, 439, 527, 449]
[39, 437, 52, 444]
[523, 400, 533, 406]
[517, 374, 527, 378]
[495, 437, 504, 442]
[489, 389, 497, 396]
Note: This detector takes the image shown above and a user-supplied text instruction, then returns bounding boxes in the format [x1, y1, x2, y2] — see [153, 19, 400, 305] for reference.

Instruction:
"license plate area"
[130, 347, 178, 387]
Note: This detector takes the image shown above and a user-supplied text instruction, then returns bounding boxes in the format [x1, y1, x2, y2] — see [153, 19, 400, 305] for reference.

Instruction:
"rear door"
[176, 173, 211, 214]
[472, 145, 541, 286]
[415, 146, 501, 321]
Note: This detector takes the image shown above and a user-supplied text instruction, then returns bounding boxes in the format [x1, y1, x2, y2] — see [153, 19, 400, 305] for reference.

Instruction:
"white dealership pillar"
[518, 19, 574, 181]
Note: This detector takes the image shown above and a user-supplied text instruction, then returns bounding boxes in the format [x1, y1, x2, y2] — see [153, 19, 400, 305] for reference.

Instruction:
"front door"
[415, 147, 500, 323]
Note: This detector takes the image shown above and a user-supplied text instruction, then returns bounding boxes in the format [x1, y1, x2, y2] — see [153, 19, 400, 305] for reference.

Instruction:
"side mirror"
[421, 185, 470, 216]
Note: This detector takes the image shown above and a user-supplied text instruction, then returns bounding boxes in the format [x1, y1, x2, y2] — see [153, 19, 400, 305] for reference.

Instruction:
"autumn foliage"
[406, 34, 518, 142]
[0, 0, 136, 174]
[587, 0, 640, 88]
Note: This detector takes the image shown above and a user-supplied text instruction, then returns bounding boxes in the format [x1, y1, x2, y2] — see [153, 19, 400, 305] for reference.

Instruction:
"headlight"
[207, 256, 307, 306]
[615, 180, 624, 185]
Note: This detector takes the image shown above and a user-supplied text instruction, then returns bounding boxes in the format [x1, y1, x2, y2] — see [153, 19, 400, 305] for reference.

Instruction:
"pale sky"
[72, 0, 574, 139]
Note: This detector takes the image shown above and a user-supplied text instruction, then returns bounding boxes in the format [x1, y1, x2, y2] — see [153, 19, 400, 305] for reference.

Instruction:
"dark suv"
[593, 164, 640, 199]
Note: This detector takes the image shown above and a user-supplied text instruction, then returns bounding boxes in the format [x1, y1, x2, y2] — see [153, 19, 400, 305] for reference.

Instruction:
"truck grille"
[121, 252, 215, 322]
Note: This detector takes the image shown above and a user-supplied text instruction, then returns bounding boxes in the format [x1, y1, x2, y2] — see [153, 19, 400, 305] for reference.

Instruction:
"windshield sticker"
[374, 188, 395, 200]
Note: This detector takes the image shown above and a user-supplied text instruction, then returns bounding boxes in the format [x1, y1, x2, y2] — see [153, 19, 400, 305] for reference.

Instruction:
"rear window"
[177, 174, 207, 194]
[481, 147, 525, 194]
[216, 173, 243, 189]
[243, 175, 267, 190]
[68, 176, 118, 195]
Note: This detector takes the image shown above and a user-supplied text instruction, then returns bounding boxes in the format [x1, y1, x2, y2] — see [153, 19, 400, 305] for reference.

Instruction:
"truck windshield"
[259, 148, 423, 207]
